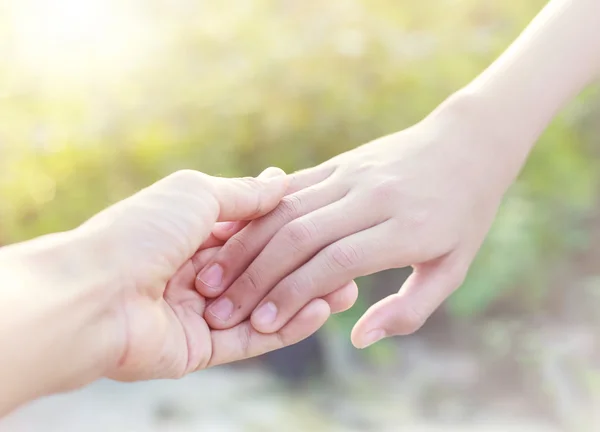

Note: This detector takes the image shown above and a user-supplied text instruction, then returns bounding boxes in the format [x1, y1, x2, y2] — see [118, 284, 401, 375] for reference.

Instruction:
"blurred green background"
[1, 0, 600, 431]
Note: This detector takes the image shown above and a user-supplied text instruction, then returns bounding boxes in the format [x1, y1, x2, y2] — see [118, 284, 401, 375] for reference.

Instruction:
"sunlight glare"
[8, 0, 152, 86]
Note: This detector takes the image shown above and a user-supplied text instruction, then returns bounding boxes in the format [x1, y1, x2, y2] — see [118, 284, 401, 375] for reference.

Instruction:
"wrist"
[420, 0, 600, 201]
[0, 230, 124, 414]
[424, 88, 535, 195]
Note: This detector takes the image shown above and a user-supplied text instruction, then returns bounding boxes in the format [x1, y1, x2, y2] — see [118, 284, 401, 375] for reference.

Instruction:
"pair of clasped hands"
[0, 96, 511, 415]
[3, 0, 599, 416]
[100, 108, 504, 383]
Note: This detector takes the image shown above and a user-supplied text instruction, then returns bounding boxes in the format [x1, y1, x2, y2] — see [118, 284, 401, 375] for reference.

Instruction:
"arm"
[194, 0, 600, 348]
[443, 0, 600, 187]
[0, 231, 120, 415]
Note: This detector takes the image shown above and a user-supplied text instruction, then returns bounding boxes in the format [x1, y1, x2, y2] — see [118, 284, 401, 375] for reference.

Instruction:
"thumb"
[211, 167, 288, 221]
[351, 258, 467, 349]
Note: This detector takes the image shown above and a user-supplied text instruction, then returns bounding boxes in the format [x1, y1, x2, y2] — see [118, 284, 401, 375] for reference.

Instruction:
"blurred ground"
[0, 367, 558, 432]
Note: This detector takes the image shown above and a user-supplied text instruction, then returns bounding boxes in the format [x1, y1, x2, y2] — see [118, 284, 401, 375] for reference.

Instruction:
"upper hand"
[195, 101, 512, 348]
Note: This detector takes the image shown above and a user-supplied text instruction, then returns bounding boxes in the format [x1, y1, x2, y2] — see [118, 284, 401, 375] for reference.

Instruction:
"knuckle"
[326, 243, 362, 271]
[273, 194, 303, 222]
[280, 276, 307, 299]
[371, 178, 398, 202]
[224, 235, 250, 257]
[281, 220, 317, 252]
[403, 206, 430, 231]
[238, 269, 263, 295]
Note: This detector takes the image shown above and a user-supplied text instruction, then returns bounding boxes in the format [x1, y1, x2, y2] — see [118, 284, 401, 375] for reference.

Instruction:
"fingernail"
[214, 221, 237, 234]
[219, 221, 237, 232]
[359, 329, 386, 349]
[253, 302, 278, 327]
[197, 264, 223, 289]
[258, 167, 285, 179]
[208, 297, 234, 322]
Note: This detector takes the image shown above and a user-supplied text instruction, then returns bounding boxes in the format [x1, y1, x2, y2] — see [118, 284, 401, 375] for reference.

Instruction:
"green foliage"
[2, 0, 597, 321]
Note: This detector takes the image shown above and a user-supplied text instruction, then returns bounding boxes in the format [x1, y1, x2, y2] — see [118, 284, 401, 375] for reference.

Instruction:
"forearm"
[0, 231, 121, 415]
[434, 0, 600, 188]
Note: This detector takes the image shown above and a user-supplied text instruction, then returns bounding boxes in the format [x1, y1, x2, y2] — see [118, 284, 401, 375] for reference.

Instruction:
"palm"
[88, 170, 337, 382]
[107, 246, 218, 381]
[108, 241, 336, 381]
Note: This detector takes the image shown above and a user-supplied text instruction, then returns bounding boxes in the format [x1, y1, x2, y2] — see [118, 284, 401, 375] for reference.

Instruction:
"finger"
[323, 280, 359, 314]
[102, 169, 287, 263]
[351, 256, 467, 349]
[211, 221, 249, 242]
[203, 197, 378, 329]
[250, 221, 404, 334]
[285, 164, 337, 194]
[206, 298, 330, 368]
[211, 166, 289, 221]
[198, 222, 248, 250]
[190, 246, 222, 274]
[195, 178, 346, 299]
[196, 234, 224, 250]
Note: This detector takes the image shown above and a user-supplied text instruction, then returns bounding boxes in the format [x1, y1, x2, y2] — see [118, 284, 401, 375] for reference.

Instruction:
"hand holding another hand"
[82, 168, 357, 381]
[0, 167, 358, 414]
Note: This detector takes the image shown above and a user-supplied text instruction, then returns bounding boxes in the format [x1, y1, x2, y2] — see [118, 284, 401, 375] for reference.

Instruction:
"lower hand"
[0, 168, 357, 413]
[81, 168, 357, 381]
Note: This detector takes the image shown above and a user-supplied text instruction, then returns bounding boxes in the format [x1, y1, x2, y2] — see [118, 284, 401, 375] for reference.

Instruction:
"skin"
[196, 0, 600, 348]
[0, 168, 357, 416]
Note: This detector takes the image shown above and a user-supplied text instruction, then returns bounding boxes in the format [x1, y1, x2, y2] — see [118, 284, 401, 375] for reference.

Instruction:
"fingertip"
[195, 276, 223, 299]
[258, 166, 286, 179]
[285, 165, 336, 194]
[212, 168, 288, 221]
[262, 169, 290, 205]
[251, 281, 358, 335]
[203, 299, 237, 330]
[351, 292, 431, 348]
[350, 314, 372, 349]
[350, 296, 394, 348]
[209, 298, 331, 368]
[250, 302, 279, 334]
[307, 298, 331, 327]
[195, 276, 217, 298]
[352, 328, 387, 349]
[350, 326, 362, 349]
[324, 281, 359, 314]
[212, 221, 245, 241]
[233, 167, 289, 221]
[289, 298, 331, 334]
[258, 167, 289, 195]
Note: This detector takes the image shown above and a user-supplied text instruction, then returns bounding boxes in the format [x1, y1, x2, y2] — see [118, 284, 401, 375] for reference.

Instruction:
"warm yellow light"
[7, 0, 152, 87]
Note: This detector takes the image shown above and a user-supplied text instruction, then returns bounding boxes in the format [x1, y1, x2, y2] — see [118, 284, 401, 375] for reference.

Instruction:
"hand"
[0, 167, 358, 413]
[77, 168, 357, 381]
[195, 97, 515, 348]
[194, 0, 600, 350]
